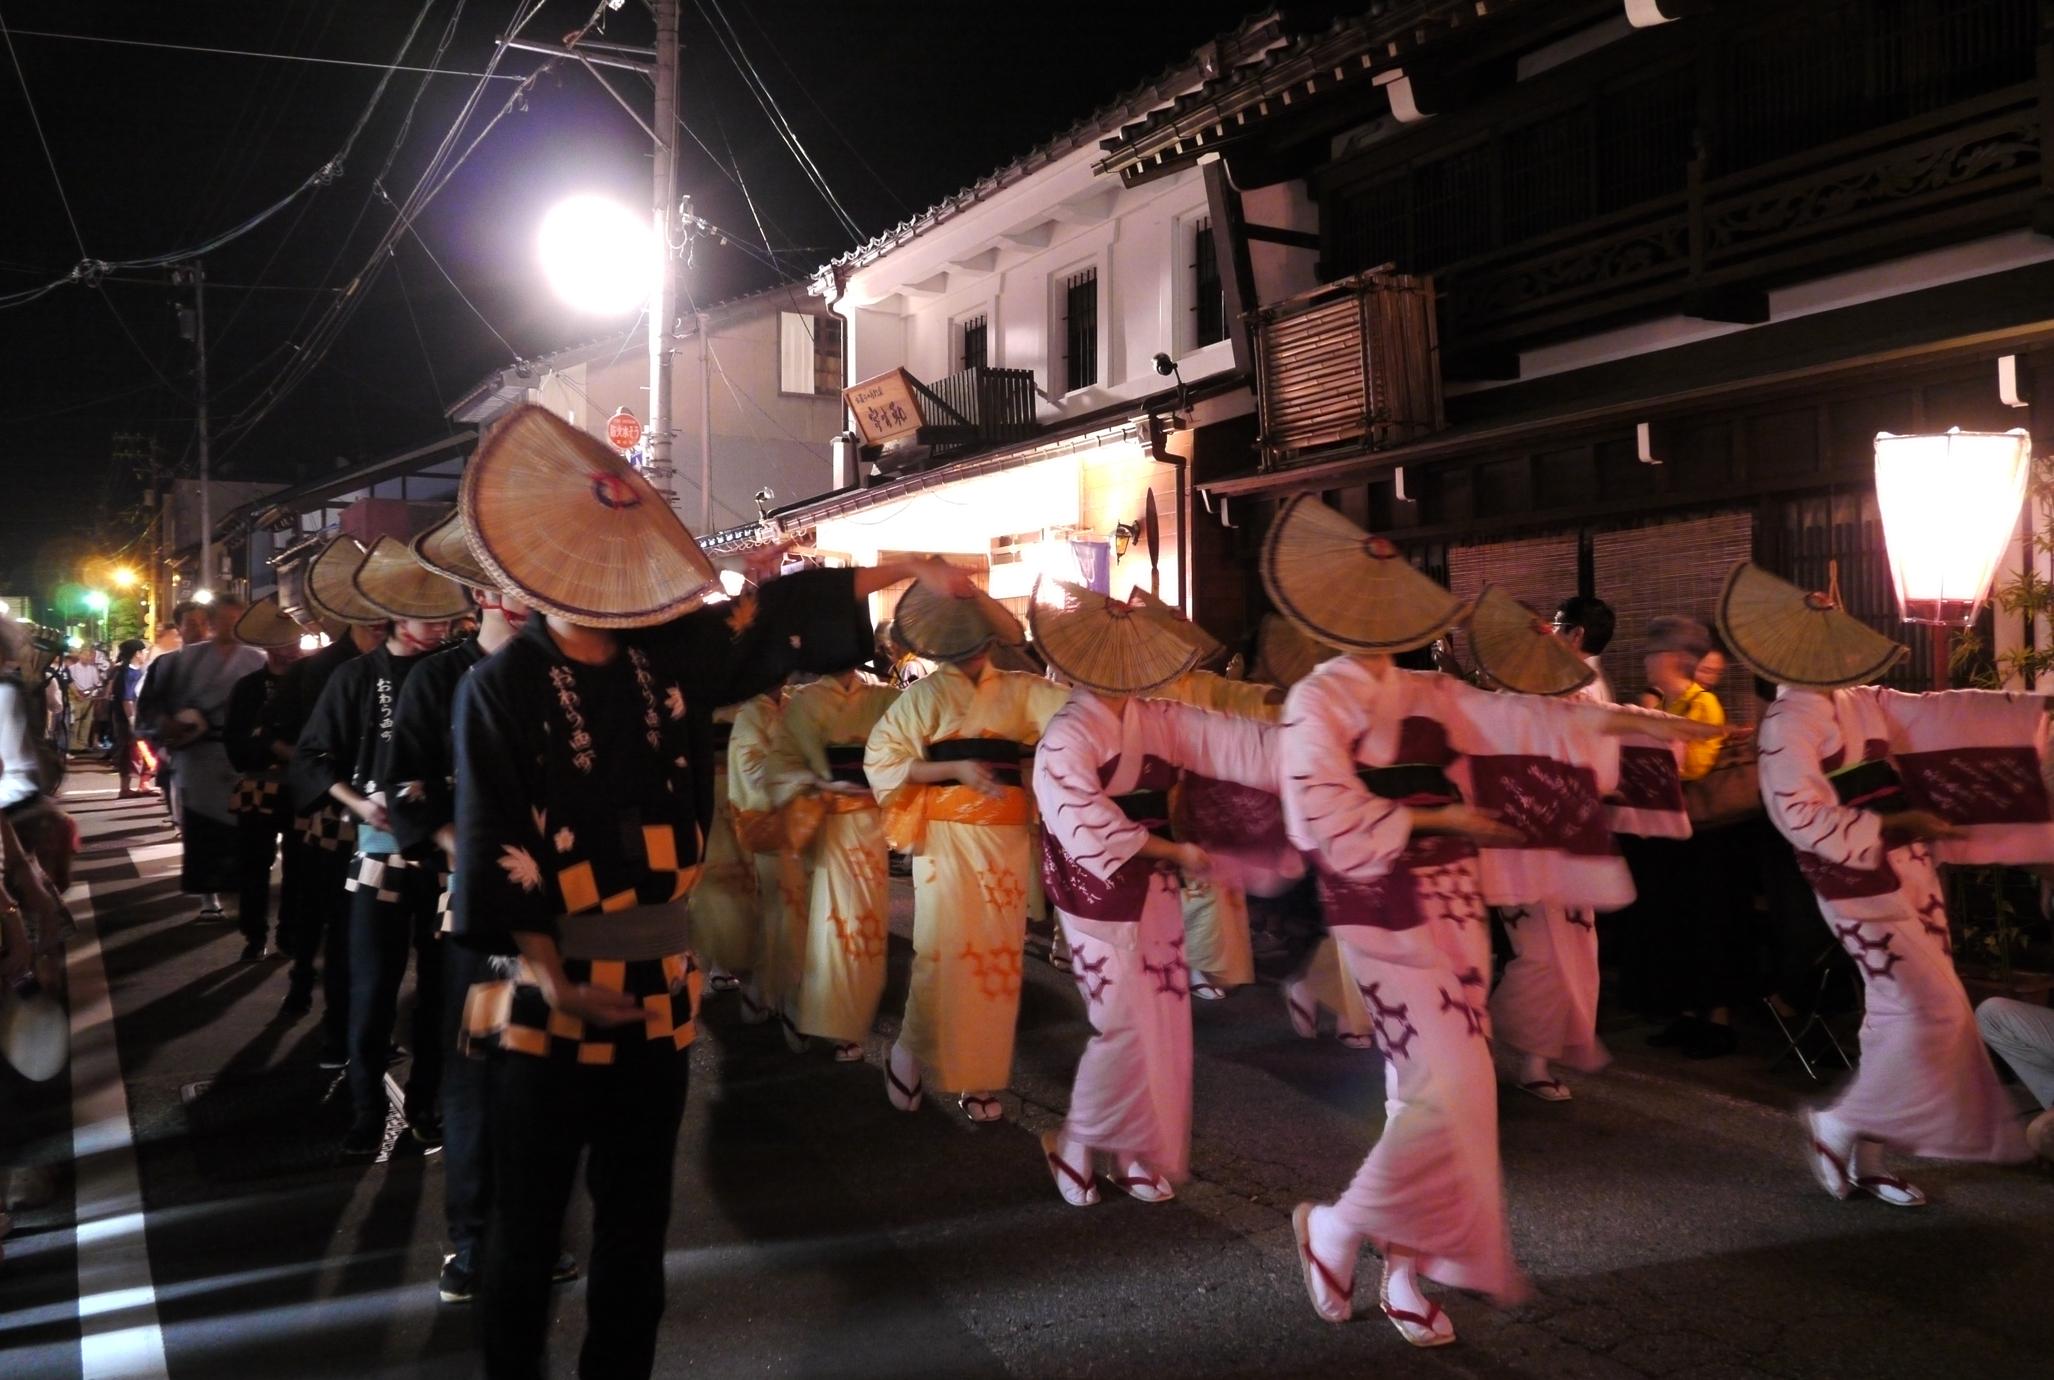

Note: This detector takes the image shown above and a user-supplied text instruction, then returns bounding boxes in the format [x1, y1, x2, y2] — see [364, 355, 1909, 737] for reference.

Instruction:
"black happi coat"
[382, 637, 485, 859]
[451, 570, 870, 974]
[290, 644, 435, 817]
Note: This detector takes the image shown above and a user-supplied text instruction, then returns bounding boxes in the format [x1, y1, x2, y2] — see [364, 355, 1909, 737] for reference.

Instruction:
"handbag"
[1683, 734, 1762, 829]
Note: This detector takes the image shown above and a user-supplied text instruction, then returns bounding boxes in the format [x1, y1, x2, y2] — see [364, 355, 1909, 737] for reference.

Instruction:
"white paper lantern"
[1874, 428, 2033, 626]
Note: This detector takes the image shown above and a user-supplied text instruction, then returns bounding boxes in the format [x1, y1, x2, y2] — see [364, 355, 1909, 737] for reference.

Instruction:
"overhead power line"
[1, 26, 530, 80]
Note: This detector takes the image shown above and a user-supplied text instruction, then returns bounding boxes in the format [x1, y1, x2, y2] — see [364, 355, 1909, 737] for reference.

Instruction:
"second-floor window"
[960, 314, 988, 372]
[1063, 267, 1098, 392]
[1193, 216, 1226, 348]
[779, 311, 843, 396]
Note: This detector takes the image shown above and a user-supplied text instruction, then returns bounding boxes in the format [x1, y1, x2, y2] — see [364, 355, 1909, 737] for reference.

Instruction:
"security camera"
[1152, 352, 1176, 376]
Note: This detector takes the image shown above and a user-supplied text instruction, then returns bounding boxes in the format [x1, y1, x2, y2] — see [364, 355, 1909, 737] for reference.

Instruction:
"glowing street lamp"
[1874, 428, 2033, 626]
[192, 587, 216, 606]
[83, 590, 109, 615]
[110, 566, 138, 589]
[537, 196, 654, 317]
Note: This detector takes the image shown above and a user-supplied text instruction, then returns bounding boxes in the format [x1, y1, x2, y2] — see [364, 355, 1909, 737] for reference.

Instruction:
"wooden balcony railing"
[1251, 269, 1444, 469]
[1433, 82, 2043, 356]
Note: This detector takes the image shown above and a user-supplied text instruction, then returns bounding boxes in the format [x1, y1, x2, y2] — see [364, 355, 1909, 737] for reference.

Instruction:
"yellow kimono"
[775, 673, 900, 1045]
[864, 661, 1069, 1093]
[1153, 671, 1284, 989]
[689, 703, 758, 978]
[729, 693, 807, 1013]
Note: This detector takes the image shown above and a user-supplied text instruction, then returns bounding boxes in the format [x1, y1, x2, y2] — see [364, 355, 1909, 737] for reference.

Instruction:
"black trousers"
[345, 854, 445, 1123]
[481, 1039, 690, 1380]
[287, 835, 353, 1050]
[442, 943, 490, 1263]
[235, 810, 287, 947]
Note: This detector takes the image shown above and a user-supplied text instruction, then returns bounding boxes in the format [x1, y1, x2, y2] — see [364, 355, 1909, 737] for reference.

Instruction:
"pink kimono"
[1280, 659, 1625, 1304]
[1486, 675, 1689, 1074]
[1034, 693, 1275, 1183]
[1758, 686, 2052, 1164]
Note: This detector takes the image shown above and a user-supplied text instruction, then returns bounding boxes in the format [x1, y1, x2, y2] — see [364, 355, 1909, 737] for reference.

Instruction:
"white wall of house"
[826, 144, 1319, 421]
[528, 303, 845, 532]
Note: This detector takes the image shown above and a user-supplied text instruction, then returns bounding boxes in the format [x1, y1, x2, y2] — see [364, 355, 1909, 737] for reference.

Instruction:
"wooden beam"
[1202, 154, 1261, 375]
[1242, 224, 1321, 250]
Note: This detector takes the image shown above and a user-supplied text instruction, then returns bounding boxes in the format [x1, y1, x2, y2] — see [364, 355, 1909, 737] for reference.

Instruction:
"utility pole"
[645, 0, 680, 509]
[698, 310, 713, 531]
[174, 261, 212, 596]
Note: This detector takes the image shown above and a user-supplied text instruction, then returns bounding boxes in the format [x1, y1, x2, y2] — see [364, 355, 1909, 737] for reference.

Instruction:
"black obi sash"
[1828, 756, 1909, 815]
[825, 742, 869, 786]
[1356, 763, 1462, 809]
[928, 737, 1026, 787]
[1114, 789, 1172, 839]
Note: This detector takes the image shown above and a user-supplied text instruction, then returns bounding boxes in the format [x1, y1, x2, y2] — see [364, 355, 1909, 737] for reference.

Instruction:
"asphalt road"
[4, 764, 2052, 1379]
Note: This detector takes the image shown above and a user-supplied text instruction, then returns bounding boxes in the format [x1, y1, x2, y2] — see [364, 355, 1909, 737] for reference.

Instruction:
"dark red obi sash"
[1041, 758, 1178, 922]
[1313, 717, 1471, 932]
[1794, 740, 1906, 901]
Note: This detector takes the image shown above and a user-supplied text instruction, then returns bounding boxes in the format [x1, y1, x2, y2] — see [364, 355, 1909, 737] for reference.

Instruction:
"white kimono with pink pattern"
[1758, 685, 2052, 1164]
[1034, 692, 1276, 1184]
[1281, 658, 1628, 1304]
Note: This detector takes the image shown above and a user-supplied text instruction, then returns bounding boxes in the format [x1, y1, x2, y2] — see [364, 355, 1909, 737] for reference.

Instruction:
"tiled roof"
[1093, 0, 1553, 185]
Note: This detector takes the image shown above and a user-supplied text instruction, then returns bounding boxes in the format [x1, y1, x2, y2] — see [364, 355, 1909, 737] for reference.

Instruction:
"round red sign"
[606, 407, 643, 451]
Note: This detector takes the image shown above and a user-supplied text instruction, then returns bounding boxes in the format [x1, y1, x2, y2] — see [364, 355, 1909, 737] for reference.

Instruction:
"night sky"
[0, 0, 1261, 591]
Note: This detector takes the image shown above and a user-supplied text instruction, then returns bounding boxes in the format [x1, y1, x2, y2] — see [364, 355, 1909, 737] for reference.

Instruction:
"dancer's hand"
[1171, 842, 1212, 881]
[547, 981, 647, 1029]
[954, 760, 1007, 797]
[1414, 804, 1525, 847]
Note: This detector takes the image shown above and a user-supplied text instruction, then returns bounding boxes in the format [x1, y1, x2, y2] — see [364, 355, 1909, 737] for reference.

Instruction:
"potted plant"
[1945, 451, 2054, 1006]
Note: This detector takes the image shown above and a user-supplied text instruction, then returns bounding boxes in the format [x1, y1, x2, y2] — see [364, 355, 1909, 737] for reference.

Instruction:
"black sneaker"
[1646, 1016, 1700, 1048]
[438, 1255, 476, 1304]
[281, 979, 314, 1016]
[317, 1041, 349, 1071]
[238, 939, 266, 964]
[340, 1115, 384, 1160]
[1682, 1022, 1738, 1060]
[408, 1117, 444, 1152]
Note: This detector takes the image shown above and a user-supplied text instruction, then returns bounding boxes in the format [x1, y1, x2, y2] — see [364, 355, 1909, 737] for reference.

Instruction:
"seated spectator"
[1976, 996, 2054, 1161]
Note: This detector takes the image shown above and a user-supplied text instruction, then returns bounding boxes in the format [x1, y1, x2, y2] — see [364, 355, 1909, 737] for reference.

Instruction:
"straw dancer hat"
[351, 536, 473, 621]
[1260, 494, 1471, 653]
[1254, 613, 1334, 689]
[234, 595, 303, 650]
[1716, 561, 1907, 691]
[1125, 587, 1225, 666]
[892, 578, 1024, 663]
[1467, 586, 1595, 697]
[461, 404, 717, 628]
[410, 508, 494, 590]
[305, 537, 387, 626]
[1028, 580, 1202, 695]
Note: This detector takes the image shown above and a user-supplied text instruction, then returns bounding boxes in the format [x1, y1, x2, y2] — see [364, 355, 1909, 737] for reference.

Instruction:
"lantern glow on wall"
[1873, 428, 2033, 626]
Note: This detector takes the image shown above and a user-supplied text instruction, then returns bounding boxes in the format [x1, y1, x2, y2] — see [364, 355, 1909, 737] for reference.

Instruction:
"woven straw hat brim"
[234, 596, 303, 650]
[463, 404, 716, 629]
[1261, 494, 1471, 653]
[1126, 587, 1224, 664]
[1028, 580, 1201, 695]
[1468, 585, 1595, 697]
[305, 537, 387, 626]
[1255, 613, 1334, 689]
[352, 536, 474, 621]
[410, 509, 494, 590]
[1716, 562, 1908, 691]
[893, 579, 1025, 662]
